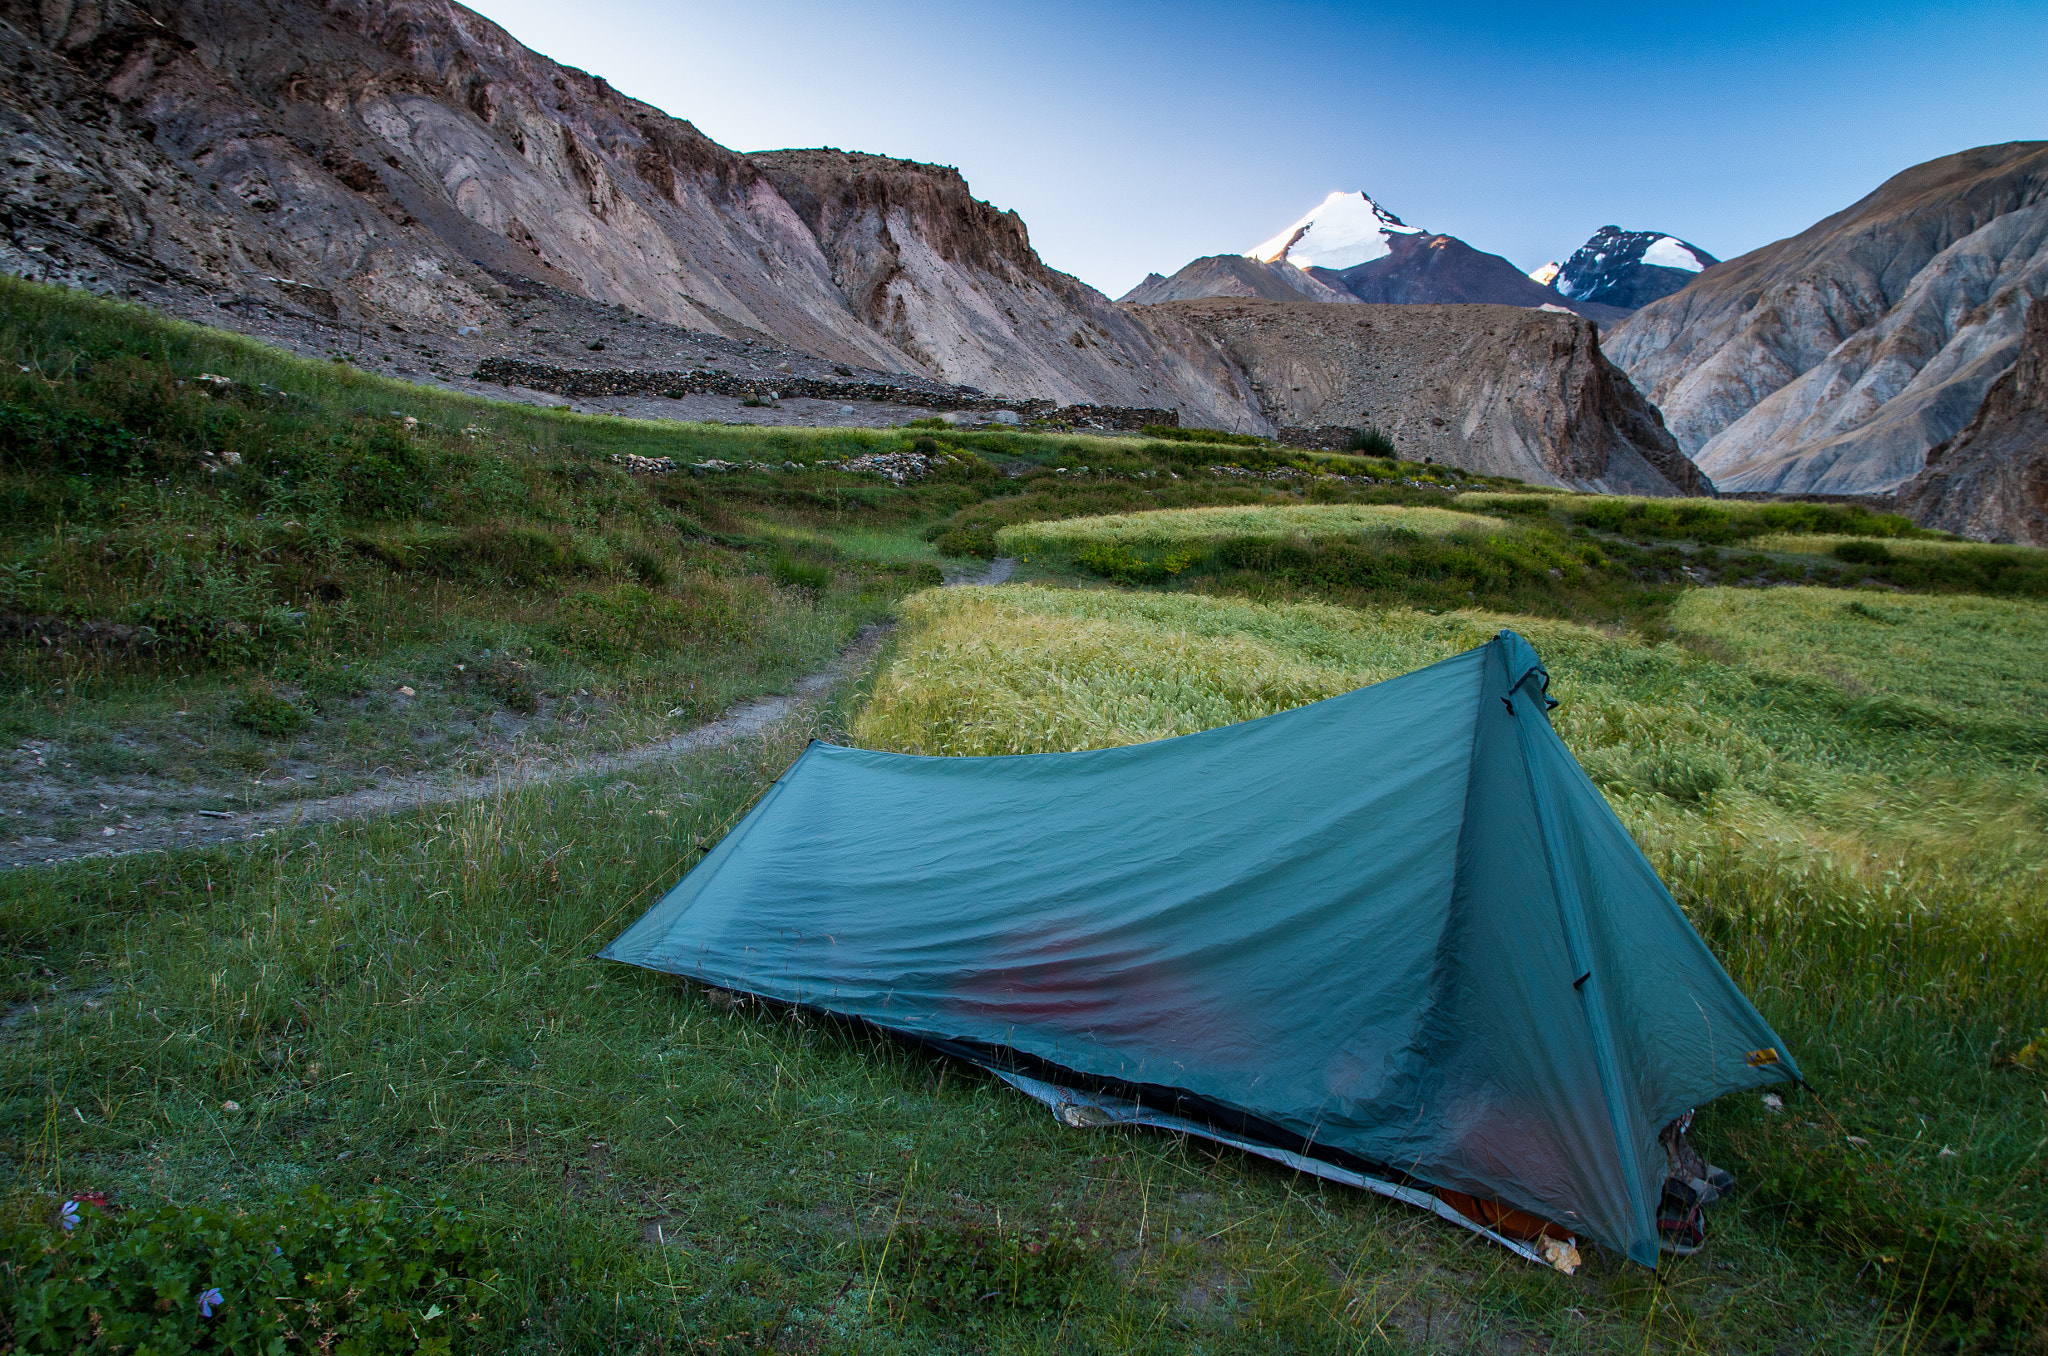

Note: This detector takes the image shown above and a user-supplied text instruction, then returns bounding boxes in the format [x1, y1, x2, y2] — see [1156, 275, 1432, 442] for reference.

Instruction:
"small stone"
[397, 685, 415, 697]
[100, 826, 116, 836]
[838, 405, 855, 415]
[992, 409, 1021, 425]
[221, 1100, 241, 1112]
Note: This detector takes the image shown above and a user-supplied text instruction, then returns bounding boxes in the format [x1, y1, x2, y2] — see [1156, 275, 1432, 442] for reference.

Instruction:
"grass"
[855, 583, 2048, 1349]
[1746, 533, 2034, 560]
[998, 503, 1503, 567]
[7, 274, 2048, 1352]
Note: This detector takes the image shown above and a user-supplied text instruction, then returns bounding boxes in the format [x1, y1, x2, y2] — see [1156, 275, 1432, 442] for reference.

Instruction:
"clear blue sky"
[467, 0, 2046, 299]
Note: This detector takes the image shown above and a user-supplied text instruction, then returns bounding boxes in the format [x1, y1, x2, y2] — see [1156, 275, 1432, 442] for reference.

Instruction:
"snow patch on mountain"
[1249, 191, 1423, 271]
[1641, 236, 1708, 272]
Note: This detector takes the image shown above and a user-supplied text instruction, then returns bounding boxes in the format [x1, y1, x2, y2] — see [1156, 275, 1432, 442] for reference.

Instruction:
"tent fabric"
[601, 630, 1799, 1264]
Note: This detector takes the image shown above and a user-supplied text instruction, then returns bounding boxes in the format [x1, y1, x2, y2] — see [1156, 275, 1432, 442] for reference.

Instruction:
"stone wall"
[470, 358, 1176, 430]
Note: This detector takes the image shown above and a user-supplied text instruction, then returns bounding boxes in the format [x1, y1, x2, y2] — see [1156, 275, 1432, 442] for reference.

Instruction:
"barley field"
[997, 503, 1503, 562]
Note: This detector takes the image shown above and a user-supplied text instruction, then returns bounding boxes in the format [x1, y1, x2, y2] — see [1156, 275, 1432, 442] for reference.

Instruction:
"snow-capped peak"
[1548, 227, 1719, 308]
[1248, 191, 1423, 272]
[1529, 261, 1562, 287]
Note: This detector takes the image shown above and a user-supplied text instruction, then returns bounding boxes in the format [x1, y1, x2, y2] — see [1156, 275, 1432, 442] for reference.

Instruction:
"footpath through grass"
[0, 278, 1461, 850]
[6, 276, 2048, 1353]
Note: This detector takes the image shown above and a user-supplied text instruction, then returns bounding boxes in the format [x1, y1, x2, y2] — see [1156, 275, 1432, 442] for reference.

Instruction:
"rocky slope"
[746, 149, 1249, 415]
[1604, 142, 2048, 493]
[1548, 227, 1717, 310]
[0, 0, 1253, 420]
[1895, 295, 2048, 544]
[1129, 299, 1705, 494]
[1120, 254, 1358, 305]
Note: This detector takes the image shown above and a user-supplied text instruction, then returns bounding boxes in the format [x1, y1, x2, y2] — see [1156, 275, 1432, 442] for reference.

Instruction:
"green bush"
[119, 557, 303, 662]
[769, 554, 832, 591]
[229, 688, 308, 739]
[0, 1187, 501, 1354]
[0, 405, 144, 477]
[931, 526, 997, 559]
[624, 545, 669, 588]
[1344, 426, 1398, 459]
[476, 654, 540, 713]
[1074, 542, 1196, 583]
[1834, 538, 1893, 565]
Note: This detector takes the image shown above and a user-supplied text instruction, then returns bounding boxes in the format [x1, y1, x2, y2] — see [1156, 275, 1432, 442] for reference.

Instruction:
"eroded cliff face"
[1129, 299, 1705, 494]
[746, 149, 1257, 421]
[0, 0, 917, 364]
[0, 0, 1257, 417]
[1604, 142, 2048, 494]
[1896, 296, 2048, 544]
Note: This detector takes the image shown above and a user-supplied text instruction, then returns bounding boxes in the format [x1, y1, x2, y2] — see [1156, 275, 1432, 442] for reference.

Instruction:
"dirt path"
[4, 627, 888, 871]
[5, 562, 1015, 871]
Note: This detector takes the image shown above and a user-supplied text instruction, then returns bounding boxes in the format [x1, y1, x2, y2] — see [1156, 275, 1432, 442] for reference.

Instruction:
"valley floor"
[4, 279, 2045, 1355]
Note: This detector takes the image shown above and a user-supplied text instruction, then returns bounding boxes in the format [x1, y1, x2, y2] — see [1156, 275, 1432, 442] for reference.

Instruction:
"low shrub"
[0, 405, 145, 477]
[229, 688, 308, 739]
[0, 1187, 501, 1355]
[476, 653, 540, 713]
[1833, 538, 1893, 565]
[547, 582, 743, 662]
[624, 545, 670, 588]
[769, 554, 833, 591]
[1344, 426, 1398, 458]
[1073, 542, 1197, 582]
[931, 526, 997, 559]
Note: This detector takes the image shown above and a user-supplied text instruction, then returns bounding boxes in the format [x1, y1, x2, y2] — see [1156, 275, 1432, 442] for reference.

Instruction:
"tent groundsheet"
[602, 630, 1798, 1264]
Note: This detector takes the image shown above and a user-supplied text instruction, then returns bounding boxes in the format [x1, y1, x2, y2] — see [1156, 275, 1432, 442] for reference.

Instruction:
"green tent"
[602, 630, 1798, 1264]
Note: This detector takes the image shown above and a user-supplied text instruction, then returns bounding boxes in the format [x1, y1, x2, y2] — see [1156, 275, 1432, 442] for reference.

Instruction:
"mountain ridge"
[1603, 141, 2048, 494]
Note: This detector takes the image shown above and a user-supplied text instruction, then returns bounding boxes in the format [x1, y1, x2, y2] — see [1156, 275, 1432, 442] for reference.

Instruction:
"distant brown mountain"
[0, 0, 1255, 421]
[1312, 232, 1631, 323]
[1121, 255, 1359, 305]
[1126, 299, 1705, 494]
[1604, 142, 2048, 495]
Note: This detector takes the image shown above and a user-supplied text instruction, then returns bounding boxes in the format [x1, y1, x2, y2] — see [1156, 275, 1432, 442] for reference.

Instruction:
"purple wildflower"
[60, 1200, 80, 1231]
[198, 1287, 224, 1318]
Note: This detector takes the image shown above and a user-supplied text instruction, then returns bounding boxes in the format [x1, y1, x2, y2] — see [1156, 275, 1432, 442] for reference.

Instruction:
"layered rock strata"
[1604, 142, 2048, 493]
[0, 0, 1254, 420]
[1129, 300, 1706, 494]
[1896, 296, 2048, 544]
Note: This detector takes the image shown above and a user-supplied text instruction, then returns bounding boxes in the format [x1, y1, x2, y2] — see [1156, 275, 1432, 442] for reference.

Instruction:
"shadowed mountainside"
[1897, 295, 2048, 544]
[1129, 299, 1706, 494]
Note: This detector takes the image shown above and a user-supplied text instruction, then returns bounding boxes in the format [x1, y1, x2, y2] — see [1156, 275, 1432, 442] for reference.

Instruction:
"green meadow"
[3, 277, 2045, 1354]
